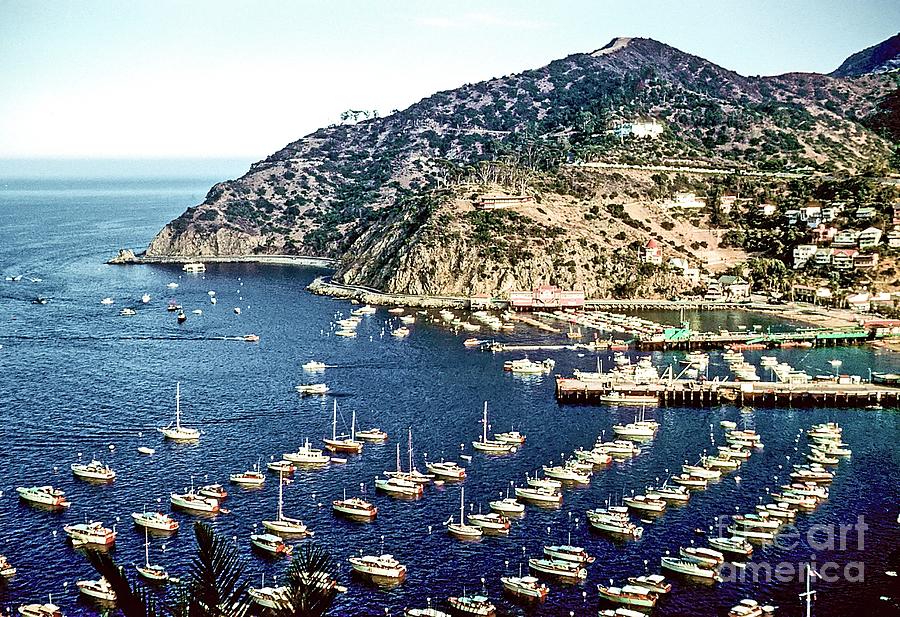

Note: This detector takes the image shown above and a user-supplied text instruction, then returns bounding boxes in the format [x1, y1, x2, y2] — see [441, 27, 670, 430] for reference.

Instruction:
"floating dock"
[556, 377, 900, 408]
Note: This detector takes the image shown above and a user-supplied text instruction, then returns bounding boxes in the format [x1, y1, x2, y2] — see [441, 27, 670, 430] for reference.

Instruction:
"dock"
[556, 376, 900, 408]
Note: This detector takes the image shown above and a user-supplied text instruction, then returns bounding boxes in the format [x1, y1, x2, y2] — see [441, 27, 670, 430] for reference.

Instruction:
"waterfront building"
[509, 285, 585, 310]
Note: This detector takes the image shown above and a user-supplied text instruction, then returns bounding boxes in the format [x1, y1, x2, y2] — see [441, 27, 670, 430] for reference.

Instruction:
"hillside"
[831, 33, 900, 77]
[142, 36, 899, 298]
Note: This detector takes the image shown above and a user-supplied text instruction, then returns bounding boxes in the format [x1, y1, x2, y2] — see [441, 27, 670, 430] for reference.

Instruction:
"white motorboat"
[660, 556, 720, 580]
[296, 383, 329, 395]
[141, 293, 151, 304]
[100, 297, 114, 305]
[597, 584, 657, 608]
[500, 575, 548, 601]
[284, 439, 331, 466]
[528, 558, 587, 581]
[728, 598, 777, 617]
[322, 401, 363, 454]
[527, 475, 562, 491]
[489, 497, 525, 515]
[0, 555, 16, 578]
[71, 460, 115, 482]
[425, 460, 467, 481]
[302, 360, 327, 371]
[229, 461, 266, 487]
[266, 460, 295, 474]
[573, 448, 612, 466]
[682, 464, 721, 479]
[182, 262, 206, 273]
[350, 305, 377, 316]
[119, 307, 136, 316]
[494, 430, 526, 444]
[137, 446, 155, 455]
[447, 595, 496, 615]
[262, 470, 310, 536]
[670, 473, 708, 489]
[626, 574, 671, 594]
[515, 486, 562, 506]
[348, 554, 406, 580]
[472, 402, 517, 454]
[158, 382, 200, 442]
[375, 476, 423, 498]
[197, 483, 228, 500]
[17, 601, 61, 617]
[391, 326, 410, 338]
[543, 545, 594, 564]
[249, 585, 290, 610]
[708, 536, 754, 558]
[467, 512, 510, 534]
[645, 485, 690, 503]
[680, 546, 725, 567]
[131, 511, 179, 532]
[542, 465, 589, 484]
[506, 358, 554, 374]
[170, 488, 219, 514]
[64, 521, 116, 547]
[16, 485, 70, 509]
[332, 493, 378, 520]
[623, 494, 666, 513]
[250, 533, 292, 557]
[77, 577, 116, 601]
[356, 427, 388, 442]
[586, 508, 642, 539]
[598, 392, 658, 406]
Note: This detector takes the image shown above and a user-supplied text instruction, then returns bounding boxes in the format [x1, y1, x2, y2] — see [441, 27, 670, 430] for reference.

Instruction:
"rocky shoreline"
[107, 248, 338, 268]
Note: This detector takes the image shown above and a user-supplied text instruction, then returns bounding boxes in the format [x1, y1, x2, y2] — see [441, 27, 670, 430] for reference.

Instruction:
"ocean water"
[0, 176, 898, 617]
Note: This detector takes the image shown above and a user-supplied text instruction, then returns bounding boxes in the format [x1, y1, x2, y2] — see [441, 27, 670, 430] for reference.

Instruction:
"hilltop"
[142, 35, 900, 299]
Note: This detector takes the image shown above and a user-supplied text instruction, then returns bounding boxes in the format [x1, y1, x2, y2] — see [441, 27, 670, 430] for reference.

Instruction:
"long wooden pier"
[635, 327, 875, 351]
[556, 377, 900, 408]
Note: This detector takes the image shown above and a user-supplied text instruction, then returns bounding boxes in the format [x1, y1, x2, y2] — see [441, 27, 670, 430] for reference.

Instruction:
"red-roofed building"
[832, 248, 858, 270]
[640, 239, 662, 265]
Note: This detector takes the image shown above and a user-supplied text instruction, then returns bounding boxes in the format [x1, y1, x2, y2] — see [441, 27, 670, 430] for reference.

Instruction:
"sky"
[1, 0, 898, 163]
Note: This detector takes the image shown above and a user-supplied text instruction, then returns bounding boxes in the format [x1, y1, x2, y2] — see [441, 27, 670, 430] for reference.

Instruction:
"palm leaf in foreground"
[273, 544, 338, 617]
[181, 521, 251, 617]
[84, 548, 160, 617]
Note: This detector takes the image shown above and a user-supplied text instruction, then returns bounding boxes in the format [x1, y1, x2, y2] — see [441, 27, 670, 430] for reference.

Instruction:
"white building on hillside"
[615, 120, 664, 139]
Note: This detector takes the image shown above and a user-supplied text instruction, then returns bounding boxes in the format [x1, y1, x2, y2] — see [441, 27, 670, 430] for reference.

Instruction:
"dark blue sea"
[0, 175, 898, 617]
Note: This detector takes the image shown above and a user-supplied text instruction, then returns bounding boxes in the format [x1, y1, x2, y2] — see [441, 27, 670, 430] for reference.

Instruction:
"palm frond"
[183, 522, 251, 617]
[84, 549, 160, 617]
[274, 544, 338, 617]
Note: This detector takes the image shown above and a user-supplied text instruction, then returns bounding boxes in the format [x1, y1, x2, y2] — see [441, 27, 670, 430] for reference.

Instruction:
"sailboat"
[471, 402, 516, 454]
[157, 382, 200, 442]
[447, 487, 482, 539]
[261, 470, 311, 536]
[135, 527, 170, 582]
[322, 401, 363, 454]
[384, 429, 434, 484]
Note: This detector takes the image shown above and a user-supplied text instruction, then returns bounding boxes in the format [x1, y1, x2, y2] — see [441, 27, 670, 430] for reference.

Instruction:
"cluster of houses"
[639, 239, 748, 298]
[790, 202, 899, 271]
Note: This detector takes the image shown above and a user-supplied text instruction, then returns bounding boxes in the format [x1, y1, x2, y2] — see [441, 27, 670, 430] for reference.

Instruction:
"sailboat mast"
[351, 411, 356, 441]
[277, 468, 284, 521]
[175, 381, 181, 428]
[482, 401, 488, 443]
[395, 443, 402, 473]
[332, 400, 337, 440]
[144, 526, 150, 566]
[460, 486, 465, 524]
[408, 427, 413, 472]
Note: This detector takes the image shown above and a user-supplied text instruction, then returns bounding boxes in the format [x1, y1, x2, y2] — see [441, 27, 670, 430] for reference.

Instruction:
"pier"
[555, 377, 900, 408]
[634, 326, 877, 351]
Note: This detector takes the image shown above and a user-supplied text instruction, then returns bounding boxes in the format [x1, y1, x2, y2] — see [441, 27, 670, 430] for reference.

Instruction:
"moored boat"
[660, 556, 720, 581]
[623, 494, 666, 513]
[63, 521, 116, 547]
[425, 460, 467, 481]
[131, 511, 179, 532]
[250, 533, 292, 556]
[71, 460, 115, 482]
[332, 495, 377, 520]
[500, 575, 548, 601]
[515, 486, 562, 506]
[626, 574, 671, 594]
[708, 536, 753, 558]
[679, 546, 725, 567]
[157, 382, 200, 442]
[16, 485, 71, 509]
[76, 577, 116, 601]
[597, 584, 657, 608]
[543, 545, 594, 564]
[528, 558, 587, 581]
[349, 554, 406, 580]
[447, 595, 496, 615]
[17, 602, 61, 617]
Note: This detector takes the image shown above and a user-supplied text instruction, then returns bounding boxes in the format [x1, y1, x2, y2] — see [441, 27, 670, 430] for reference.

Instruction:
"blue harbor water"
[1, 176, 899, 616]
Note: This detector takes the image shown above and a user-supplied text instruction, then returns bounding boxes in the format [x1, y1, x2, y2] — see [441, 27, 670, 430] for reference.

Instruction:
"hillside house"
[669, 257, 700, 284]
[811, 225, 837, 243]
[814, 248, 834, 266]
[832, 230, 860, 247]
[888, 228, 900, 249]
[615, 120, 664, 139]
[758, 203, 777, 217]
[854, 253, 879, 269]
[793, 244, 817, 269]
[476, 194, 534, 210]
[857, 227, 883, 249]
[893, 204, 900, 226]
[718, 275, 751, 300]
[846, 293, 871, 312]
[821, 205, 842, 222]
[832, 248, 858, 270]
[640, 239, 663, 265]
[785, 209, 800, 225]
[664, 192, 706, 210]
[855, 207, 876, 220]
